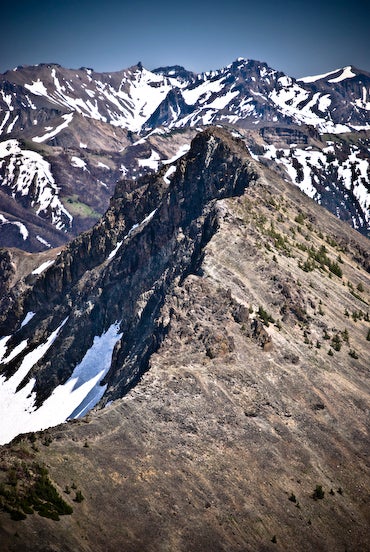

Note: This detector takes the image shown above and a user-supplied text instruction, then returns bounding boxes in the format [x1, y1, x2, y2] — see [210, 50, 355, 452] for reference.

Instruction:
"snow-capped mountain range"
[0, 58, 369, 249]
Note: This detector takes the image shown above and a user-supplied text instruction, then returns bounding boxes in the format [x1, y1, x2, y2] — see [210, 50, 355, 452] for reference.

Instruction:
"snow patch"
[137, 149, 160, 170]
[162, 144, 190, 165]
[36, 235, 51, 248]
[163, 165, 176, 184]
[0, 213, 28, 240]
[0, 321, 122, 444]
[31, 259, 55, 275]
[20, 312, 36, 329]
[71, 156, 87, 170]
[0, 139, 72, 230]
[328, 66, 356, 83]
[32, 113, 73, 143]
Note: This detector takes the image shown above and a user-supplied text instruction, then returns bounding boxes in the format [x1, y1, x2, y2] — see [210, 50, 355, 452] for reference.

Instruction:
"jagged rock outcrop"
[0, 127, 259, 417]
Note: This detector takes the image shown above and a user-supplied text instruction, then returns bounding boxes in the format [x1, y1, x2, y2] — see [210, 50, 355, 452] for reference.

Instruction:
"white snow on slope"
[108, 240, 123, 260]
[0, 321, 122, 445]
[20, 312, 36, 328]
[0, 213, 28, 240]
[269, 79, 351, 133]
[299, 68, 343, 83]
[32, 113, 73, 143]
[138, 149, 160, 170]
[162, 144, 190, 165]
[163, 165, 176, 183]
[183, 76, 226, 105]
[36, 235, 51, 248]
[263, 144, 370, 224]
[207, 89, 240, 109]
[0, 139, 72, 230]
[328, 66, 356, 83]
[32, 259, 55, 275]
[71, 155, 87, 170]
[24, 79, 49, 97]
[107, 208, 158, 261]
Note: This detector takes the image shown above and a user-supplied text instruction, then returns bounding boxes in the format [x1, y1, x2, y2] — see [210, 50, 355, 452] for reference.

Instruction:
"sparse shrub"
[9, 509, 26, 521]
[357, 282, 364, 293]
[257, 306, 275, 326]
[331, 334, 342, 351]
[329, 261, 342, 278]
[271, 535, 277, 544]
[74, 490, 84, 503]
[367, 328, 370, 341]
[328, 349, 334, 356]
[312, 485, 325, 500]
[349, 349, 358, 359]
[295, 212, 306, 225]
[288, 493, 297, 503]
[0, 462, 73, 521]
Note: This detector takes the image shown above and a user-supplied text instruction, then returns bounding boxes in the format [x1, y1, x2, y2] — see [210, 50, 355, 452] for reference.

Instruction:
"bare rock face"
[0, 127, 258, 409]
[0, 127, 369, 552]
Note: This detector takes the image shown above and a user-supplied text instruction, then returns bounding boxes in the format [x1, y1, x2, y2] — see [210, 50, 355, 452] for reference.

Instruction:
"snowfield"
[0, 321, 122, 445]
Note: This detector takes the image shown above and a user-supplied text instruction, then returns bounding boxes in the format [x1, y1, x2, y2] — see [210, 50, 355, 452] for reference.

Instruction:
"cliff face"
[0, 128, 369, 551]
[0, 128, 260, 421]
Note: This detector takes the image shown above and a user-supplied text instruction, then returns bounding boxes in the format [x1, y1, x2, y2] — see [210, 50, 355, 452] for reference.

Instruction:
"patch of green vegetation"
[352, 310, 369, 322]
[257, 306, 275, 327]
[298, 245, 343, 277]
[331, 333, 342, 352]
[266, 223, 291, 255]
[64, 195, 101, 219]
[349, 289, 368, 305]
[312, 485, 325, 500]
[20, 139, 52, 156]
[0, 462, 73, 522]
[294, 212, 307, 225]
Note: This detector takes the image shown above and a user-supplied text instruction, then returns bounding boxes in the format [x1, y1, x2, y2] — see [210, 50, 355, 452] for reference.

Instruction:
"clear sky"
[1, 0, 369, 78]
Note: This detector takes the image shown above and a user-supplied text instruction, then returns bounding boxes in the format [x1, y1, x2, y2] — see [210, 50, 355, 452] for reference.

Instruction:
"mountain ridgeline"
[0, 58, 369, 250]
[0, 125, 369, 551]
[0, 128, 261, 433]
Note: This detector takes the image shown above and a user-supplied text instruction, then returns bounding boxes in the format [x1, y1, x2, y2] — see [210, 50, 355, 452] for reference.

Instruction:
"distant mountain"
[0, 58, 369, 249]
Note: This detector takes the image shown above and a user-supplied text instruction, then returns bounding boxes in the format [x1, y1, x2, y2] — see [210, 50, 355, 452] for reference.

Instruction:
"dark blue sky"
[1, 0, 369, 78]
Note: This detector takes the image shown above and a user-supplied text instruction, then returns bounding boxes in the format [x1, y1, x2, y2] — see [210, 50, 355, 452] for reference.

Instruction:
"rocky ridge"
[0, 128, 369, 551]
